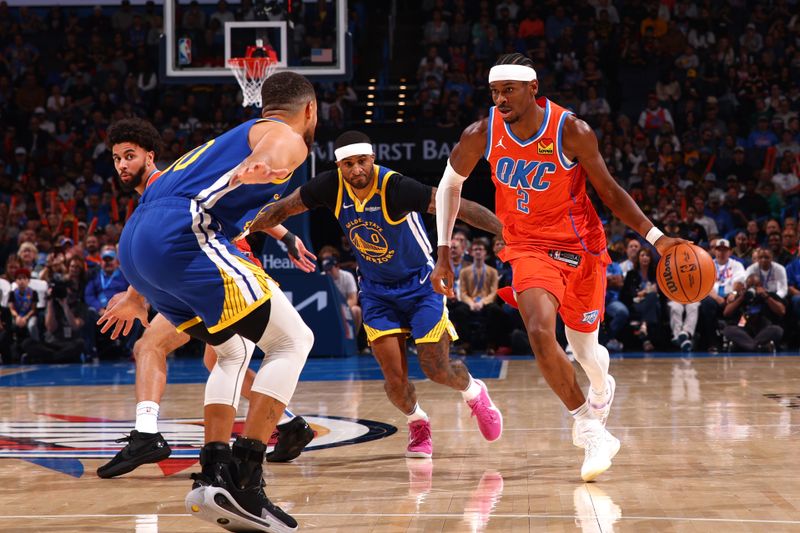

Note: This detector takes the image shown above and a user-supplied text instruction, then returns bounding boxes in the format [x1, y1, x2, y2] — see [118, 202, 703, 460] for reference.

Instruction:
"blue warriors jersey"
[141, 118, 292, 239]
[335, 165, 434, 284]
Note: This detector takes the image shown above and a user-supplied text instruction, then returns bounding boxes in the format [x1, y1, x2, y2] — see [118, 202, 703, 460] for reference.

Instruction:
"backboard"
[163, 0, 350, 83]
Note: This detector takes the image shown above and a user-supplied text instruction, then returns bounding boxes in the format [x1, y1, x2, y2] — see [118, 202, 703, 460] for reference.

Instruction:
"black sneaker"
[188, 438, 298, 532]
[96, 430, 171, 478]
[267, 417, 314, 463]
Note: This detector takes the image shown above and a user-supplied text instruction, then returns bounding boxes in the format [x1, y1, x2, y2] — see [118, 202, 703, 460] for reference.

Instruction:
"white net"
[228, 57, 276, 108]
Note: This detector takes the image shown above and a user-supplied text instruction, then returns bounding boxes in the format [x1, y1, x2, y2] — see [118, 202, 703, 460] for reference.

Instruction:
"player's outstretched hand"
[97, 289, 150, 339]
[229, 161, 289, 187]
[289, 236, 317, 273]
[654, 235, 690, 256]
[431, 247, 456, 299]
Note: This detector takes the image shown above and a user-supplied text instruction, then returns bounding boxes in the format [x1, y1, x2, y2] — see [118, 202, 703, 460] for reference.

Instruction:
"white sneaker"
[573, 418, 620, 482]
[588, 374, 616, 426]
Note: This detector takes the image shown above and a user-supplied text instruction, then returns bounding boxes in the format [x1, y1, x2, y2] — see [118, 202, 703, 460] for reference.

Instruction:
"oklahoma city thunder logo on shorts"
[581, 310, 600, 325]
[0, 412, 396, 477]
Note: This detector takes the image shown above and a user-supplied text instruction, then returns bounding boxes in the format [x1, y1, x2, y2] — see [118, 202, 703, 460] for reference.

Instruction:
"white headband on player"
[488, 64, 537, 83]
[334, 142, 374, 162]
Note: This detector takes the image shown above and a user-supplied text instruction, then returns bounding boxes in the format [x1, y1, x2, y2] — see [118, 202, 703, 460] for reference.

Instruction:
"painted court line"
[1, 513, 799, 525]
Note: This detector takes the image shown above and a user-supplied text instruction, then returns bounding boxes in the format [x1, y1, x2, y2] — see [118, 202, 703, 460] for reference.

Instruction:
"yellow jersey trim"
[379, 170, 407, 226]
[414, 309, 459, 344]
[207, 292, 272, 333]
[176, 316, 203, 333]
[334, 170, 344, 219]
[342, 165, 380, 212]
[364, 323, 411, 343]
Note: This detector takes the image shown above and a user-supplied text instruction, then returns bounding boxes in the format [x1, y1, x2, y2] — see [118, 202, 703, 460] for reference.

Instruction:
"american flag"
[311, 48, 333, 63]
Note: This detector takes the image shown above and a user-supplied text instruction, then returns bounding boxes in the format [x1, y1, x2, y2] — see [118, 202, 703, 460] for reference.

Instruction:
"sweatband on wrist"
[645, 226, 664, 246]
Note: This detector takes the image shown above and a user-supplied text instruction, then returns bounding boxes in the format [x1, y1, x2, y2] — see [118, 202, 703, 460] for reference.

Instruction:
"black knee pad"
[185, 323, 236, 345]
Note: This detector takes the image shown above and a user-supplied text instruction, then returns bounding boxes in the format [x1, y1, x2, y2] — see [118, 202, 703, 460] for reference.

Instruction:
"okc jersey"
[333, 165, 434, 284]
[141, 118, 292, 239]
[484, 98, 607, 261]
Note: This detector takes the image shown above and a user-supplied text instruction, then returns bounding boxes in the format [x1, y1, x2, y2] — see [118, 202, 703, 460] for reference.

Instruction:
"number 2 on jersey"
[516, 188, 530, 214]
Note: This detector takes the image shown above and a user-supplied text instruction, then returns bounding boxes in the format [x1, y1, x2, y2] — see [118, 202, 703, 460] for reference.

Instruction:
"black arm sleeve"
[384, 173, 433, 221]
[299, 169, 339, 212]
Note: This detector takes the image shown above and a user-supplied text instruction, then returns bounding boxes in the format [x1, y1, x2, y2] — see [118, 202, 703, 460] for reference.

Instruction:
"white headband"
[488, 64, 537, 83]
[334, 142, 373, 162]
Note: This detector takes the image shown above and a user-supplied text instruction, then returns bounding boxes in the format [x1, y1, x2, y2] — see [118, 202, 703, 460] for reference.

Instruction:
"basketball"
[656, 243, 716, 304]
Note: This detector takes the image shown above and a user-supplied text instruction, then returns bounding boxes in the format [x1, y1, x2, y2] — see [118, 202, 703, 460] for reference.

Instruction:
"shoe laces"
[469, 396, 498, 423]
[409, 421, 431, 446]
[114, 433, 134, 444]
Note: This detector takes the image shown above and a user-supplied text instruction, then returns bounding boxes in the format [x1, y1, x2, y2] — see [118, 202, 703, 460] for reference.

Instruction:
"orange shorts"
[510, 248, 609, 333]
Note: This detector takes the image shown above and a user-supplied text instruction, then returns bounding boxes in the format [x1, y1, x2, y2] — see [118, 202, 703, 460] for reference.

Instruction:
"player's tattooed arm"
[249, 188, 309, 234]
[427, 189, 503, 236]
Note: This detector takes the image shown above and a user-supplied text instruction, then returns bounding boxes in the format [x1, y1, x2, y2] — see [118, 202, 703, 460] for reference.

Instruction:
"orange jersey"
[485, 98, 608, 262]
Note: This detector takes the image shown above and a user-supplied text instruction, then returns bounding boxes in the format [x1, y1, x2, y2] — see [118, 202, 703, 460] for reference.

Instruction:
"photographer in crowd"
[722, 273, 785, 353]
[20, 274, 86, 363]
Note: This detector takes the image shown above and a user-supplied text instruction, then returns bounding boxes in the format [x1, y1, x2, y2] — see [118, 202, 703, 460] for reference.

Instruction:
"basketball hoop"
[228, 45, 277, 108]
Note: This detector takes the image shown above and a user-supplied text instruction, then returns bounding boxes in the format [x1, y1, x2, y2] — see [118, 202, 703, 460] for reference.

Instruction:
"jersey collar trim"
[342, 165, 380, 212]
[503, 98, 550, 147]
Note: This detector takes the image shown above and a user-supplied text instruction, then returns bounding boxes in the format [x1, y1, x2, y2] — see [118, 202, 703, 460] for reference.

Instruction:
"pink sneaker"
[467, 380, 503, 441]
[406, 419, 433, 458]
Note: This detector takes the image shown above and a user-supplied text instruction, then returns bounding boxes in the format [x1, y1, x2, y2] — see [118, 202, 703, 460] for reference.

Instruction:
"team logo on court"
[346, 219, 395, 264]
[0, 413, 396, 477]
[537, 138, 554, 155]
[581, 310, 600, 325]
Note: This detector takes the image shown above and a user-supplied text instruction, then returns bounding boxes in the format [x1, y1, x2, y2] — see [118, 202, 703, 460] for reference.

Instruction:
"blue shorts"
[118, 197, 272, 332]
[359, 269, 458, 345]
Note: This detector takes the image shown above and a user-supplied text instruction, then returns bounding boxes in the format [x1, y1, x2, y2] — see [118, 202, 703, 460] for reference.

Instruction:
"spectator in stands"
[17, 242, 42, 279]
[722, 274, 784, 353]
[639, 92, 675, 135]
[84, 248, 129, 317]
[603, 260, 627, 353]
[8, 267, 38, 345]
[767, 232, 794, 266]
[620, 238, 640, 275]
[743, 248, 788, 299]
[621, 248, 660, 352]
[453, 237, 498, 352]
[320, 248, 362, 334]
[699, 238, 746, 353]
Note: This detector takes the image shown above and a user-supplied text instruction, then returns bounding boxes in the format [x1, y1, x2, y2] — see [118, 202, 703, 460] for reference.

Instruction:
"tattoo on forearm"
[250, 192, 307, 234]
[457, 199, 503, 236]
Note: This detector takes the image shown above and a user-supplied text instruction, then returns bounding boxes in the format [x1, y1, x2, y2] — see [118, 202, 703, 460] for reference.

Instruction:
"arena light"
[365, 118, 372, 123]
[369, 78, 376, 83]
[398, 101, 405, 106]
[367, 102, 374, 106]
[366, 110, 373, 115]
[396, 118, 404, 123]
[367, 94, 374, 99]
[368, 85, 375, 90]
[399, 85, 407, 90]
[398, 93, 406, 98]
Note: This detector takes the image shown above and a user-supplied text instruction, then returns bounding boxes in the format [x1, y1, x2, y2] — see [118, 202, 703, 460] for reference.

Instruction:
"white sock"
[460, 375, 482, 401]
[406, 403, 428, 423]
[135, 401, 160, 434]
[569, 402, 592, 422]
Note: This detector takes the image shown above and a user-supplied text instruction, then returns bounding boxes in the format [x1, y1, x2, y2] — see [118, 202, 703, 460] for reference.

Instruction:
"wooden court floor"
[1, 355, 799, 532]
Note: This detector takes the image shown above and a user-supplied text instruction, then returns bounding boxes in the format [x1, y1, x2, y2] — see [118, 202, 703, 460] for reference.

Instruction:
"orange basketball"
[656, 243, 715, 304]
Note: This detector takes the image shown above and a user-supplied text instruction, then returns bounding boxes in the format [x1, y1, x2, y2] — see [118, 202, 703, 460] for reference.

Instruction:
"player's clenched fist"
[229, 161, 289, 187]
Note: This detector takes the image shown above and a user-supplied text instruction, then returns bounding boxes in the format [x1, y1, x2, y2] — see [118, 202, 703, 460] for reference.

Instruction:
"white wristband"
[645, 226, 664, 246]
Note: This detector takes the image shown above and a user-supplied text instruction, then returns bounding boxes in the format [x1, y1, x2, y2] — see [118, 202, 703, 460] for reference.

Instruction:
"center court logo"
[0, 412, 396, 477]
[347, 220, 395, 264]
